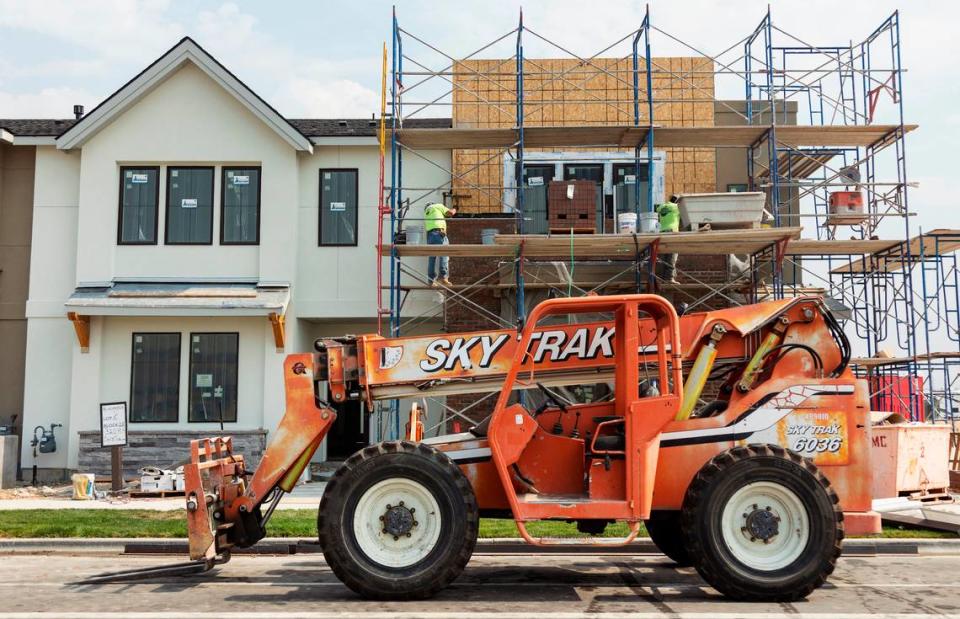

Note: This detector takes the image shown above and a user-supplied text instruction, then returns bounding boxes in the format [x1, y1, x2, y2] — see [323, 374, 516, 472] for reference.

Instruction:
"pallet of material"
[129, 490, 185, 499]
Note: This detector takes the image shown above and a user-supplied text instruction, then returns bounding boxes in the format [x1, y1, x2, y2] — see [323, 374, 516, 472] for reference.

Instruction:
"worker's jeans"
[427, 229, 449, 281]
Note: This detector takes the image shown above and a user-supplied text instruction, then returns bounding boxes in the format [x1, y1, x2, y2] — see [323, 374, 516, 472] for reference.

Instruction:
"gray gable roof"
[0, 119, 78, 137]
[1, 117, 451, 138]
[288, 117, 451, 137]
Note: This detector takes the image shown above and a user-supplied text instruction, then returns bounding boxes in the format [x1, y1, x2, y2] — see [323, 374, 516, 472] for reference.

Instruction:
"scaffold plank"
[831, 229, 960, 273]
[381, 227, 801, 258]
[785, 239, 900, 256]
[852, 352, 960, 368]
[391, 124, 916, 150]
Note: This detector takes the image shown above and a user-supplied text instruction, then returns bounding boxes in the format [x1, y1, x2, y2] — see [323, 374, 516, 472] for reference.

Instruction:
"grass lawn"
[0, 509, 954, 539]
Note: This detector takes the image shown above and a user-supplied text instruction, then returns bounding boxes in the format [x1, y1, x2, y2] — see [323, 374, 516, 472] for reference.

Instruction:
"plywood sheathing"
[448, 57, 716, 213]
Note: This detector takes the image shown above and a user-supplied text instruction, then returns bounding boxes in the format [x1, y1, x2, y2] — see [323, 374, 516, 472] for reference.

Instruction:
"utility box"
[0, 435, 16, 489]
[677, 192, 765, 230]
[828, 191, 866, 224]
[871, 421, 950, 499]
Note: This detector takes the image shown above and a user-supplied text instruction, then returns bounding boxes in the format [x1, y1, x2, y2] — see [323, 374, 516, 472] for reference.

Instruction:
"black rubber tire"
[645, 510, 692, 566]
[318, 441, 479, 600]
[680, 444, 843, 602]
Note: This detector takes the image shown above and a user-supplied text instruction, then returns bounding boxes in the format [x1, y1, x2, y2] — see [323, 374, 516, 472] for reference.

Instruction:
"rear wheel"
[644, 510, 691, 566]
[318, 441, 478, 600]
[681, 444, 843, 602]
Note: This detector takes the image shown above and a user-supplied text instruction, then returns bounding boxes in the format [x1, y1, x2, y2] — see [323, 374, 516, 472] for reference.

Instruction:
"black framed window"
[166, 167, 214, 244]
[130, 333, 180, 423]
[118, 167, 159, 244]
[221, 167, 260, 244]
[188, 333, 239, 423]
[319, 169, 358, 246]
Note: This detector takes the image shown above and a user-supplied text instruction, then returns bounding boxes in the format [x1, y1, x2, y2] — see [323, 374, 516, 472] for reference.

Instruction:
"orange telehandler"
[109, 294, 877, 601]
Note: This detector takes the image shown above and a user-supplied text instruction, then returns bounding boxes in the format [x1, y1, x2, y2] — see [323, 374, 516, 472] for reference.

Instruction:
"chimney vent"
[73, 105, 84, 119]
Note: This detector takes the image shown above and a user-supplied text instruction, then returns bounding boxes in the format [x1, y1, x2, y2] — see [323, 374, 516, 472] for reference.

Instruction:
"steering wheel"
[536, 383, 568, 413]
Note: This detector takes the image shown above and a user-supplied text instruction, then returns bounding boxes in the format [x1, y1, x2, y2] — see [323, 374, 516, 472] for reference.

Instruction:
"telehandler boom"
[169, 294, 873, 601]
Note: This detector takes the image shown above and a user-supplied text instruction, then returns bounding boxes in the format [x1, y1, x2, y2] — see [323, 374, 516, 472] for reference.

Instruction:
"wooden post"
[111, 446, 123, 492]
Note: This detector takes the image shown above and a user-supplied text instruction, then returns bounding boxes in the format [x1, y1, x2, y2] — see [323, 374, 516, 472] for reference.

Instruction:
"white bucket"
[480, 228, 498, 245]
[617, 212, 638, 233]
[639, 212, 660, 233]
[405, 225, 424, 245]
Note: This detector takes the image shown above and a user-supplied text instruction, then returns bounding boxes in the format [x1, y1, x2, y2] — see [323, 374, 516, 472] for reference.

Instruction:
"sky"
[0, 0, 958, 356]
[0, 0, 956, 233]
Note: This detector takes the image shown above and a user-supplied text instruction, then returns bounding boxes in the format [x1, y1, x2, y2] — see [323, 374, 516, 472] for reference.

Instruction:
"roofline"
[56, 36, 313, 153]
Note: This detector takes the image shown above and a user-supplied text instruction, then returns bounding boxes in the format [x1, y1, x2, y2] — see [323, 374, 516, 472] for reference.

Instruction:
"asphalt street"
[0, 551, 959, 618]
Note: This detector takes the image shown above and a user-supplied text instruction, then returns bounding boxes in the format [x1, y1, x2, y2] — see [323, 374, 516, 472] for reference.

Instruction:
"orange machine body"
[183, 294, 878, 560]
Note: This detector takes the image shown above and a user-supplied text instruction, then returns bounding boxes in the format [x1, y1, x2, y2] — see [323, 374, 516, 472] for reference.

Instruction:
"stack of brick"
[547, 180, 597, 232]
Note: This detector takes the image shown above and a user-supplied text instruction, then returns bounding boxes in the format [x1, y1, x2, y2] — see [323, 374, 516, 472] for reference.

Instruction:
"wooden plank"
[394, 124, 916, 150]
[832, 229, 960, 273]
[786, 239, 900, 256]
[381, 227, 802, 258]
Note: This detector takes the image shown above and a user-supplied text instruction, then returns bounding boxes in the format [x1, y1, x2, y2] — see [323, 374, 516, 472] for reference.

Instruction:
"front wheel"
[681, 444, 843, 602]
[318, 441, 478, 600]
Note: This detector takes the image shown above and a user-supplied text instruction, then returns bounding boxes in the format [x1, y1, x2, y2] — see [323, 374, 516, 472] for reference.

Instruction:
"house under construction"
[375, 6, 958, 439]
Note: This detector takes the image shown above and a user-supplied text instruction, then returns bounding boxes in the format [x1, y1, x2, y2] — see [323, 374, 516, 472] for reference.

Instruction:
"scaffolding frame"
[371, 6, 952, 438]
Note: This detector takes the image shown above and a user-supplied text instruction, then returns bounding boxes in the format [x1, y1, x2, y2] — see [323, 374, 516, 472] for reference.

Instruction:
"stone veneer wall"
[77, 430, 266, 476]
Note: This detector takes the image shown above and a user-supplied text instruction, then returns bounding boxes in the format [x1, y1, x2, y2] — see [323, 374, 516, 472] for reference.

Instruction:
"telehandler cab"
[99, 294, 876, 601]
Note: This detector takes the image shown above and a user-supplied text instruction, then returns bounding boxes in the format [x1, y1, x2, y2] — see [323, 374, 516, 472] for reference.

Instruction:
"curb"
[0, 537, 958, 556]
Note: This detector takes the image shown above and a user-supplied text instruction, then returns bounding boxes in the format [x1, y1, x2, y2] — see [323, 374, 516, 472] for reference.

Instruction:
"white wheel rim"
[719, 481, 809, 571]
[353, 477, 442, 569]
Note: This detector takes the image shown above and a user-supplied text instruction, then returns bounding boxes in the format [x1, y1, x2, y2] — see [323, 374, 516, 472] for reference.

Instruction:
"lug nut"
[379, 516, 384, 521]
[393, 535, 399, 541]
[399, 501, 404, 507]
[409, 508, 415, 514]
[413, 521, 418, 527]
[406, 533, 412, 537]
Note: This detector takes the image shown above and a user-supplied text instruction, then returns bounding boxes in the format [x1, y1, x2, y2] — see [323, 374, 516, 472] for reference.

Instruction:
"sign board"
[624, 174, 636, 185]
[330, 201, 347, 212]
[527, 176, 544, 187]
[181, 198, 198, 209]
[100, 402, 127, 448]
[130, 173, 150, 184]
[196, 373, 214, 388]
[232, 175, 250, 185]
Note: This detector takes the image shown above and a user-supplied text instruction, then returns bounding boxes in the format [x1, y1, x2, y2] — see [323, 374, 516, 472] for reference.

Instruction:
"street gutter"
[0, 537, 958, 556]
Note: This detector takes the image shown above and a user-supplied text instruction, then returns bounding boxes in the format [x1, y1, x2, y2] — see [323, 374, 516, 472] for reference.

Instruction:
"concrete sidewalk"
[0, 481, 326, 511]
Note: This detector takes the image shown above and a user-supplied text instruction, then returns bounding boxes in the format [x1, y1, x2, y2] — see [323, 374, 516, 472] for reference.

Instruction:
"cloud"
[0, 86, 95, 117]
[272, 77, 379, 118]
[0, 0, 184, 60]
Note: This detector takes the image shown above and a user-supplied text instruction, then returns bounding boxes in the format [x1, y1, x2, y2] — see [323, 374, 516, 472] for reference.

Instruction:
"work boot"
[430, 279, 440, 288]
[439, 277, 452, 287]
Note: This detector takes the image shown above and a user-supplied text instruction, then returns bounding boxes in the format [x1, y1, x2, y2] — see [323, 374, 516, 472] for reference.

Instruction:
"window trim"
[164, 165, 216, 246]
[220, 166, 262, 246]
[187, 331, 240, 424]
[318, 168, 359, 247]
[117, 166, 160, 246]
[128, 332, 181, 424]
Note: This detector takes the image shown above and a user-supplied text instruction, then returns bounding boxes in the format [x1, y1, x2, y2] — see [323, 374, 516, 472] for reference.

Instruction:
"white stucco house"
[2, 38, 450, 480]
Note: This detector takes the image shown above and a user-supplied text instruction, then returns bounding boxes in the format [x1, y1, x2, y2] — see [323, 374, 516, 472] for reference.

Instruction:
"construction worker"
[424, 201, 457, 287]
[657, 194, 680, 283]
